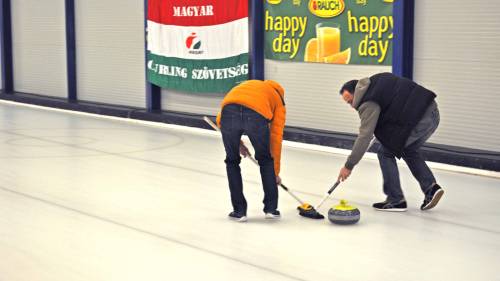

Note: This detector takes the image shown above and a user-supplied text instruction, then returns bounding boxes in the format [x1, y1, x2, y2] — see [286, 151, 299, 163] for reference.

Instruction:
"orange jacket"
[216, 80, 286, 175]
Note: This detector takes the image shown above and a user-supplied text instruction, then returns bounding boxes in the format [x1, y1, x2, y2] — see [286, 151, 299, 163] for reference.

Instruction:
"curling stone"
[328, 200, 360, 225]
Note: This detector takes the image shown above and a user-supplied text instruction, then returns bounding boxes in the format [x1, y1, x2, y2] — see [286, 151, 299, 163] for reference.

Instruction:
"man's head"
[339, 80, 358, 107]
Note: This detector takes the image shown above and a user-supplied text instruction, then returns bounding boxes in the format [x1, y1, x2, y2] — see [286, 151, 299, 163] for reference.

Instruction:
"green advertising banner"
[265, 0, 393, 65]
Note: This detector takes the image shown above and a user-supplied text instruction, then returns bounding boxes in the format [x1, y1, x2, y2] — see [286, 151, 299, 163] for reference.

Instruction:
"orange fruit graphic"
[304, 38, 319, 62]
[323, 48, 351, 64]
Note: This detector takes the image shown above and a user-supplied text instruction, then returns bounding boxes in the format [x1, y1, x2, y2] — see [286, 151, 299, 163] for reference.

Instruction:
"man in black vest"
[337, 72, 444, 211]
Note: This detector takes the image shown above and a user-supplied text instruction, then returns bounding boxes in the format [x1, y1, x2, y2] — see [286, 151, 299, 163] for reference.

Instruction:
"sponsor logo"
[308, 0, 345, 18]
[186, 33, 203, 55]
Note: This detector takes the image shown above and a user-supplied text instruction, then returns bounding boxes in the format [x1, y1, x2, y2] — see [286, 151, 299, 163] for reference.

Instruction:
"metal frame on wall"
[249, 0, 264, 80]
[65, 0, 77, 101]
[392, 0, 414, 79]
[144, 0, 161, 112]
[0, 0, 13, 93]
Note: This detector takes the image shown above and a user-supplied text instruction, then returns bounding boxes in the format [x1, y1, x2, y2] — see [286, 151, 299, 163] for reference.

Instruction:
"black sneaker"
[228, 211, 247, 222]
[373, 200, 407, 212]
[421, 184, 444, 211]
[265, 210, 281, 219]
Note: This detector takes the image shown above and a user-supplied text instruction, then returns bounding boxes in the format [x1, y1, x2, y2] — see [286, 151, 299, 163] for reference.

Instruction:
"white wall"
[161, 61, 391, 131]
[161, 89, 224, 116]
[11, 0, 67, 98]
[265, 60, 391, 134]
[75, 0, 145, 107]
[413, 0, 500, 152]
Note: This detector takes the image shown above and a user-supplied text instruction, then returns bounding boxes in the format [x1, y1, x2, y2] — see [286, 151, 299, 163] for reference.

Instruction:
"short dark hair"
[339, 80, 358, 95]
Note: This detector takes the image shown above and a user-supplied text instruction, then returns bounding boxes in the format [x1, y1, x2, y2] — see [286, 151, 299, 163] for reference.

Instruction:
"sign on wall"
[147, 0, 249, 93]
[265, 0, 393, 65]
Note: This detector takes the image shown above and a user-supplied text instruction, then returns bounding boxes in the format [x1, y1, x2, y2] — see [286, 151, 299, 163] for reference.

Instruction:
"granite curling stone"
[328, 200, 360, 225]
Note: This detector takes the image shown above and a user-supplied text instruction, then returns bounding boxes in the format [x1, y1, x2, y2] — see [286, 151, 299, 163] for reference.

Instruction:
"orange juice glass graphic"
[316, 22, 340, 60]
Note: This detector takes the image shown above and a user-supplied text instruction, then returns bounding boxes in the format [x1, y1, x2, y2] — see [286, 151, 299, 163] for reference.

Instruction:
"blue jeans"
[220, 104, 278, 215]
[377, 105, 440, 202]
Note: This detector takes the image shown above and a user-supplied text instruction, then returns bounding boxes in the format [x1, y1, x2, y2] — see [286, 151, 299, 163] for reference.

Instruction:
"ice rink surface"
[1, 101, 499, 281]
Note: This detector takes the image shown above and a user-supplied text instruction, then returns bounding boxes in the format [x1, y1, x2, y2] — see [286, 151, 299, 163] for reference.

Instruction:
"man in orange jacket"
[216, 80, 286, 222]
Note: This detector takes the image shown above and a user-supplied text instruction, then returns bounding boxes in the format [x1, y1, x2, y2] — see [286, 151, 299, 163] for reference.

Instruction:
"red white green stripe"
[148, 0, 248, 26]
[147, 0, 249, 93]
[147, 18, 248, 60]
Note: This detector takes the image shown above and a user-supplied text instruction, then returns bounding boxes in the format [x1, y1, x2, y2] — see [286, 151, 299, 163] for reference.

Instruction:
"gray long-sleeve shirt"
[345, 101, 380, 170]
[345, 78, 378, 170]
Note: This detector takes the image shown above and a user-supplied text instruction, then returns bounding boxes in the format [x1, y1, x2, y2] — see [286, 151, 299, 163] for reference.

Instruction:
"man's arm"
[269, 104, 286, 176]
[216, 111, 222, 128]
[344, 102, 380, 170]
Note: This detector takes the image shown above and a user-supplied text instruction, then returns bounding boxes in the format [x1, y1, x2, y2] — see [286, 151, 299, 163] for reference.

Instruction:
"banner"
[265, 0, 393, 65]
[147, 0, 249, 93]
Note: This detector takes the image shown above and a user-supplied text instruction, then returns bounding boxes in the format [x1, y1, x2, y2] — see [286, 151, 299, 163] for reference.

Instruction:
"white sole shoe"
[229, 216, 248, 222]
[374, 208, 407, 212]
[265, 213, 281, 219]
[421, 189, 445, 210]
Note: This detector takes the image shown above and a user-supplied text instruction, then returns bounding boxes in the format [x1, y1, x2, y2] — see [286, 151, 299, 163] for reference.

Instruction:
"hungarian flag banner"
[147, 0, 249, 93]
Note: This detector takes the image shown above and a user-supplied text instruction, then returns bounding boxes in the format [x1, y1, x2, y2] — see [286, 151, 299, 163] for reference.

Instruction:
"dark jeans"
[377, 105, 440, 202]
[220, 104, 278, 215]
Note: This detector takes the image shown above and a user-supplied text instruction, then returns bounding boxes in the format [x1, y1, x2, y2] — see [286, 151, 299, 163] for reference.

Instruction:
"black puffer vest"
[359, 73, 436, 157]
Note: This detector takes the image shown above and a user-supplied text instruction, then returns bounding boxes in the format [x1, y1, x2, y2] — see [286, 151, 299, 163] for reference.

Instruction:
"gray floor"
[1, 101, 499, 281]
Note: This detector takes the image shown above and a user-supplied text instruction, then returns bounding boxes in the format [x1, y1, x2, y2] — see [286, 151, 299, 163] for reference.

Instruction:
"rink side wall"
[1, 0, 499, 171]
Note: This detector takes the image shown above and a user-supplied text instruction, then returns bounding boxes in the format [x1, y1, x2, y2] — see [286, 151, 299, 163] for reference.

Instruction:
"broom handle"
[204, 117, 305, 205]
[279, 183, 305, 205]
[315, 181, 341, 210]
[315, 137, 377, 210]
[203, 116, 220, 131]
